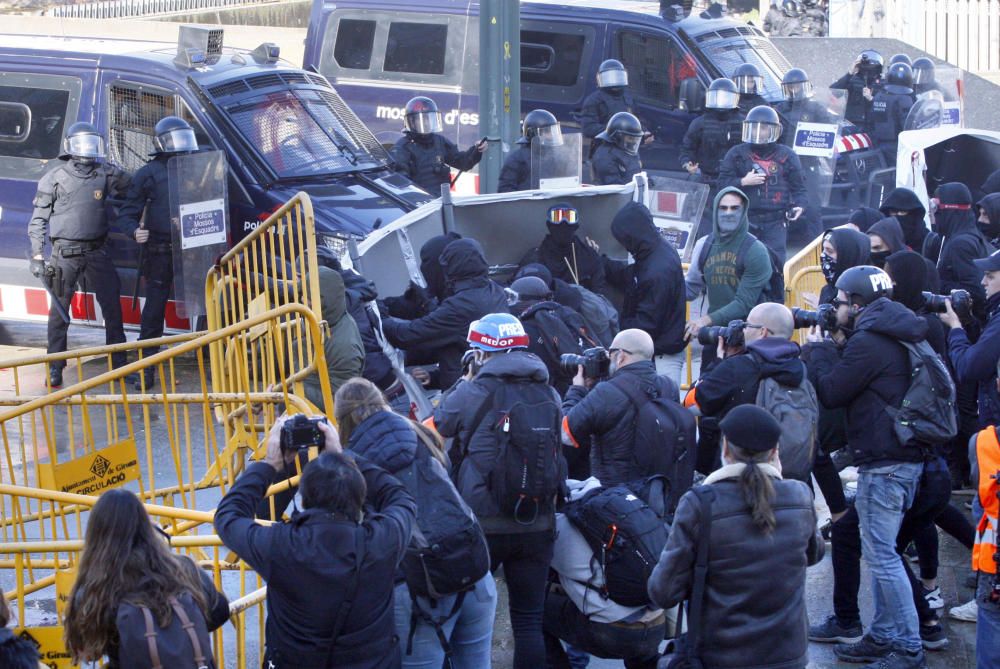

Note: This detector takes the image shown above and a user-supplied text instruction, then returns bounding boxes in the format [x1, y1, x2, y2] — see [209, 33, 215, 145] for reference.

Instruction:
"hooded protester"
[339, 269, 396, 392]
[982, 168, 1000, 197]
[383, 238, 510, 389]
[866, 217, 906, 268]
[819, 227, 871, 305]
[519, 204, 609, 296]
[977, 193, 1000, 247]
[885, 251, 946, 355]
[384, 233, 462, 320]
[879, 187, 928, 252]
[303, 267, 366, 409]
[513, 263, 584, 313]
[931, 182, 994, 316]
[847, 206, 883, 233]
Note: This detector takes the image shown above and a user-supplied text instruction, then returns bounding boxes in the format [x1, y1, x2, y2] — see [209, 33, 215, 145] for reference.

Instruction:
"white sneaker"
[949, 599, 978, 622]
[922, 586, 944, 610]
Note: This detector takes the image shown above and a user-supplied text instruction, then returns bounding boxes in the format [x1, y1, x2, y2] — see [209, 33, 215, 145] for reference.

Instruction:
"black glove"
[30, 258, 45, 278]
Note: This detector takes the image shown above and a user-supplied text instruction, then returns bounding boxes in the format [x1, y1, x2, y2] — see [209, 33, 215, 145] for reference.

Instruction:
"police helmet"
[62, 122, 105, 161]
[467, 313, 530, 352]
[857, 49, 884, 76]
[404, 96, 443, 135]
[741, 105, 782, 145]
[912, 57, 936, 85]
[886, 62, 914, 89]
[596, 112, 643, 155]
[834, 265, 894, 306]
[889, 53, 912, 67]
[705, 78, 740, 110]
[519, 109, 562, 147]
[733, 63, 764, 95]
[596, 59, 628, 89]
[153, 116, 198, 155]
[781, 0, 801, 16]
[781, 68, 814, 101]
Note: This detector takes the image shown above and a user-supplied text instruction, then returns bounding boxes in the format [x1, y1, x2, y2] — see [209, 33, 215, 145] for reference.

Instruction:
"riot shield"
[530, 133, 583, 190]
[644, 177, 710, 263]
[907, 65, 965, 130]
[786, 87, 845, 209]
[168, 150, 229, 319]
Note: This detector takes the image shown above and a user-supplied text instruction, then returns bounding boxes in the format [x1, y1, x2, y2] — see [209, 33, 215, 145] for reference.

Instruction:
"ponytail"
[731, 445, 777, 534]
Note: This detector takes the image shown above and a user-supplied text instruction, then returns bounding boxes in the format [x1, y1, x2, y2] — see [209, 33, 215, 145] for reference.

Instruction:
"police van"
[303, 0, 794, 173]
[0, 27, 428, 329]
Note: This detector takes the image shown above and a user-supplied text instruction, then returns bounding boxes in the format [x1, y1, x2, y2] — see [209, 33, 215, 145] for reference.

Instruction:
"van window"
[617, 31, 695, 107]
[520, 30, 585, 87]
[384, 22, 448, 75]
[334, 18, 376, 70]
[0, 73, 80, 180]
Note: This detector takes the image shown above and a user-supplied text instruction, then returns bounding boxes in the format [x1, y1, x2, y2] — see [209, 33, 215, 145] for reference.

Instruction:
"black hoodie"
[879, 187, 928, 251]
[603, 202, 686, 355]
[982, 168, 1000, 196]
[384, 233, 462, 320]
[934, 182, 993, 311]
[885, 250, 946, 356]
[806, 298, 929, 466]
[820, 227, 870, 305]
[847, 206, 883, 233]
[519, 231, 609, 296]
[977, 193, 1000, 246]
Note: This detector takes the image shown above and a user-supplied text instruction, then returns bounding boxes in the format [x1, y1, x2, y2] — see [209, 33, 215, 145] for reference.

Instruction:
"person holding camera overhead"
[214, 414, 417, 669]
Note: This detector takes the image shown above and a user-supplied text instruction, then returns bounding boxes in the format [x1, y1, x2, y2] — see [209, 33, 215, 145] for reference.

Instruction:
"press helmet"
[886, 62, 914, 89]
[403, 96, 443, 135]
[596, 59, 628, 89]
[734, 63, 764, 95]
[705, 78, 739, 110]
[741, 105, 782, 145]
[467, 313, 530, 352]
[781, 68, 814, 101]
[912, 57, 936, 86]
[596, 112, 643, 155]
[519, 109, 563, 146]
[153, 116, 198, 155]
[61, 121, 105, 162]
[834, 265, 894, 306]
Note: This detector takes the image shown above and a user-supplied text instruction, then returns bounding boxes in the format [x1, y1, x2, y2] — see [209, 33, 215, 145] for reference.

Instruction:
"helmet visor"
[157, 127, 198, 153]
[781, 81, 814, 101]
[912, 68, 933, 85]
[597, 69, 628, 88]
[406, 111, 443, 135]
[735, 75, 764, 94]
[619, 133, 642, 155]
[705, 89, 739, 109]
[742, 121, 781, 144]
[547, 206, 578, 225]
[65, 133, 105, 159]
[536, 123, 563, 147]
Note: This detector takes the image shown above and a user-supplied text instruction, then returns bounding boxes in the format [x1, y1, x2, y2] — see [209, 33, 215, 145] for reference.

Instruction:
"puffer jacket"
[383, 238, 509, 389]
[304, 267, 365, 409]
[804, 297, 929, 466]
[648, 464, 823, 669]
[347, 410, 418, 476]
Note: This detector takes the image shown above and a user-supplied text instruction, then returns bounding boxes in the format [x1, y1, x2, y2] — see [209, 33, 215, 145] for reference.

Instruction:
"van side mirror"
[678, 78, 705, 113]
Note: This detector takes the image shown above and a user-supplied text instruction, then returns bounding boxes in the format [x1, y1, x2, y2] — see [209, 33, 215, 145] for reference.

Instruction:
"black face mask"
[821, 252, 838, 284]
[546, 223, 579, 248]
[870, 250, 891, 268]
[979, 218, 1000, 241]
[895, 212, 926, 246]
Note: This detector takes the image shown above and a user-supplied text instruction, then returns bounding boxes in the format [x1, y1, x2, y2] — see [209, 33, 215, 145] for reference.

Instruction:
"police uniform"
[679, 109, 743, 181]
[737, 93, 770, 116]
[869, 86, 915, 164]
[28, 158, 130, 370]
[497, 143, 532, 192]
[390, 133, 483, 195]
[578, 88, 637, 139]
[117, 154, 175, 365]
[590, 141, 641, 186]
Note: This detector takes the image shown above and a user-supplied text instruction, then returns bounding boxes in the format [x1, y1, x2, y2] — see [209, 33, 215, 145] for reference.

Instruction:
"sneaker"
[862, 650, 927, 669]
[919, 622, 949, 650]
[949, 599, 978, 622]
[921, 585, 943, 610]
[809, 615, 863, 644]
[835, 634, 892, 662]
[48, 367, 63, 388]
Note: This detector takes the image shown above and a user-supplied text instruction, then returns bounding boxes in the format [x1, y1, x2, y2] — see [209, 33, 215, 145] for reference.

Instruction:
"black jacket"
[869, 87, 914, 147]
[679, 110, 743, 177]
[932, 183, 994, 313]
[341, 269, 396, 390]
[579, 88, 637, 139]
[591, 141, 641, 186]
[383, 239, 509, 389]
[948, 292, 1000, 429]
[983, 168, 1000, 196]
[514, 299, 586, 395]
[718, 143, 807, 219]
[520, 234, 609, 297]
[116, 155, 172, 242]
[804, 297, 929, 467]
[497, 143, 531, 192]
[884, 250, 947, 356]
[737, 93, 769, 116]
[776, 99, 834, 146]
[390, 133, 482, 195]
[214, 459, 416, 669]
[880, 187, 928, 250]
[603, 202, 687, 355]
[0, 629, 38, 669]
[693, 337, 806, 418]
[819, 226, 871, 305]
[831, 71, 879, 127]
[562, 360, 681, 486]
[977, 193, 1000, 247]
[648, 469, 823, 669]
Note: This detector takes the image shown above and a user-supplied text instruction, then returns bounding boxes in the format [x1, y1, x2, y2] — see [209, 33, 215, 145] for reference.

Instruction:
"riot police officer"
[680, 78, 743, 183]
[590, 112, 643, 186]
[718, 106, 808, 262]
[889, 53, 912, 67]
[734, 63, 769, 115]
[870, 61, 915, 164]
[390, 97, 486, 195]
[776, 68, 834, 145]
[578, 59, 638, 139]
[831, 49, 883, 129]
[28, 122, 130, 388]
[498, 109, 562, 193]
[117, 116, 198, 390]
[912, 57, 952, 99]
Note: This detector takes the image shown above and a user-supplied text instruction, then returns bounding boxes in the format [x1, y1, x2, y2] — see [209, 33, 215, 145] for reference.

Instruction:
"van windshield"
[224, 89, 382, 178]
[700, 38, 787, 101]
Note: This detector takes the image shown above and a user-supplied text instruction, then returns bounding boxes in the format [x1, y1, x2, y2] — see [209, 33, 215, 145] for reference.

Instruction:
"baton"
[131, 222, 145, 313]
[450, 137, 489, 188]
[365, 301, 435, 420]
[29, 253, 71, 324]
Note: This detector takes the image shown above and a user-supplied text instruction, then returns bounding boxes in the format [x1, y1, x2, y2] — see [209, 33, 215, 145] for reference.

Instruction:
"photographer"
[562, 329, 692, 489]
[214, 416, 417, 669]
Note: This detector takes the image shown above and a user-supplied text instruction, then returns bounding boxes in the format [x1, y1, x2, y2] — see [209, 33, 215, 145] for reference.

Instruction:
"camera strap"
[324, 528, 365, 666]
[676, 486, 714, 667]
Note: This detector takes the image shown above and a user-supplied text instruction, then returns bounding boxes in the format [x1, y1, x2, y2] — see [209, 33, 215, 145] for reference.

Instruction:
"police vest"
[973, 426, 1000, 575]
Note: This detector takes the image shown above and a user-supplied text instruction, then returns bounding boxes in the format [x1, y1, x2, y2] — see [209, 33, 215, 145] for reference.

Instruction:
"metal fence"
[46, 0, 275, 19]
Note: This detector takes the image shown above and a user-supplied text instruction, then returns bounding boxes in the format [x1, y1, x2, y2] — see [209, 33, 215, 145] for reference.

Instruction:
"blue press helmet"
[467, 313, 529, 352]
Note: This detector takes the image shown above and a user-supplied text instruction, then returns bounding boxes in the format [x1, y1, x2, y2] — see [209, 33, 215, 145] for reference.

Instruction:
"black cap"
[973, 248, 1000, 272]
[720, 405, 782, 453]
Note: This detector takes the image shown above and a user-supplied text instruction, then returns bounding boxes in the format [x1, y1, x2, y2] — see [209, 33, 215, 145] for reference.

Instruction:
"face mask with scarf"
[821, 252, 838, 284]
[870, 250, 891, 268]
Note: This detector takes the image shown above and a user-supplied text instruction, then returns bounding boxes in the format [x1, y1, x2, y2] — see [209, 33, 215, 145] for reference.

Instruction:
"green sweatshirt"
[704, 186, 773, 325]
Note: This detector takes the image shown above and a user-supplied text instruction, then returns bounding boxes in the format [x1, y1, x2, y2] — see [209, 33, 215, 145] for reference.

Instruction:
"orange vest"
[973, 426, 1000, 575]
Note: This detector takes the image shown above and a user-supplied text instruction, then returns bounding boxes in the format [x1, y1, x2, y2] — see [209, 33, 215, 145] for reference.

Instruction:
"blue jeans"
[977, 577, 1000, 669]
[393, 574, 497, 669]
[856, 461, 923, 653]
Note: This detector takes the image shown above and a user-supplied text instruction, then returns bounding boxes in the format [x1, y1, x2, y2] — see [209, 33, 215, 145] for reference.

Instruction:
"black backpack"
[889, 340, 958, 446]
[470, 378, 566, 525]
[563, 484, 669, 607]
[116, 592, 216, 669]
[697, 232, 785, 304]
[610, 375, 696, 515]
[521, 304, 584, 388]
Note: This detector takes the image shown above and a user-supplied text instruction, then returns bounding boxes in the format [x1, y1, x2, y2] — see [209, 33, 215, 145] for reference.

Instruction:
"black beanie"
[720, 405, 782, 453]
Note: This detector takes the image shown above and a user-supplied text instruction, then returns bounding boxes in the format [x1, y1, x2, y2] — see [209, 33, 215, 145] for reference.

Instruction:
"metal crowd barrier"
[784, 232, 826, 344]
[46, 0, 273, 19]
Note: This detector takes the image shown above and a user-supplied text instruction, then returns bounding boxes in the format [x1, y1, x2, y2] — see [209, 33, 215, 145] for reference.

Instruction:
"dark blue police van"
[303, 0, 793, 172]
[0, 27, 428, 327]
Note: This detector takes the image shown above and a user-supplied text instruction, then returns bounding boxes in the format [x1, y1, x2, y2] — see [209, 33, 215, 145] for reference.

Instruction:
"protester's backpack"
[116, 592, 216, 669]
[570, 284, 620, 347]
[398, 436, 491, 600]
[521, 304, 584, 386]
[754, 367, 820, 484]
[610, 375, 696, 515]
[889, 340, 957, 446]
[563, 484, 669, 607]
[697, 232, 785, 304]
[470, 379, 566, 525]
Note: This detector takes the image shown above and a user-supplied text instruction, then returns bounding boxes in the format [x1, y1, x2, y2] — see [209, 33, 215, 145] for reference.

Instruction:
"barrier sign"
[645, 181, 709, 263]
[55, 567, 77, 618]
[39, 438, 140, 495]
[179, 198, 227, 250]
[942, 102, 961, 126]
[14, 626, 75, 668]
[793, 122, 839, 158]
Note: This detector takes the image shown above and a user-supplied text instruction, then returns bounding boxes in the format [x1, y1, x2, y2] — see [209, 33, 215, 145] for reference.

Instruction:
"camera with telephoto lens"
[922, 289, 971, 319]
[697, 320, 746, 349]
[792, 304, 838, 331]
[560, 346, 611, 380]
[279, 414, 328, 453]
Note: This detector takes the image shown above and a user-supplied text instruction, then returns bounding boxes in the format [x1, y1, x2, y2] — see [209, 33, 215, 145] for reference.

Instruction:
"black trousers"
[48, 242, 126, 369]
[138, 244, 175, 357]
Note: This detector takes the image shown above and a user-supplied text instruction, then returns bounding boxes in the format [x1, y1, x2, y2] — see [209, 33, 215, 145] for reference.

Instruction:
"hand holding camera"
[562, 347, 611, 383]
[264, 414, 339, 471]
[928, 289, 971, 329]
